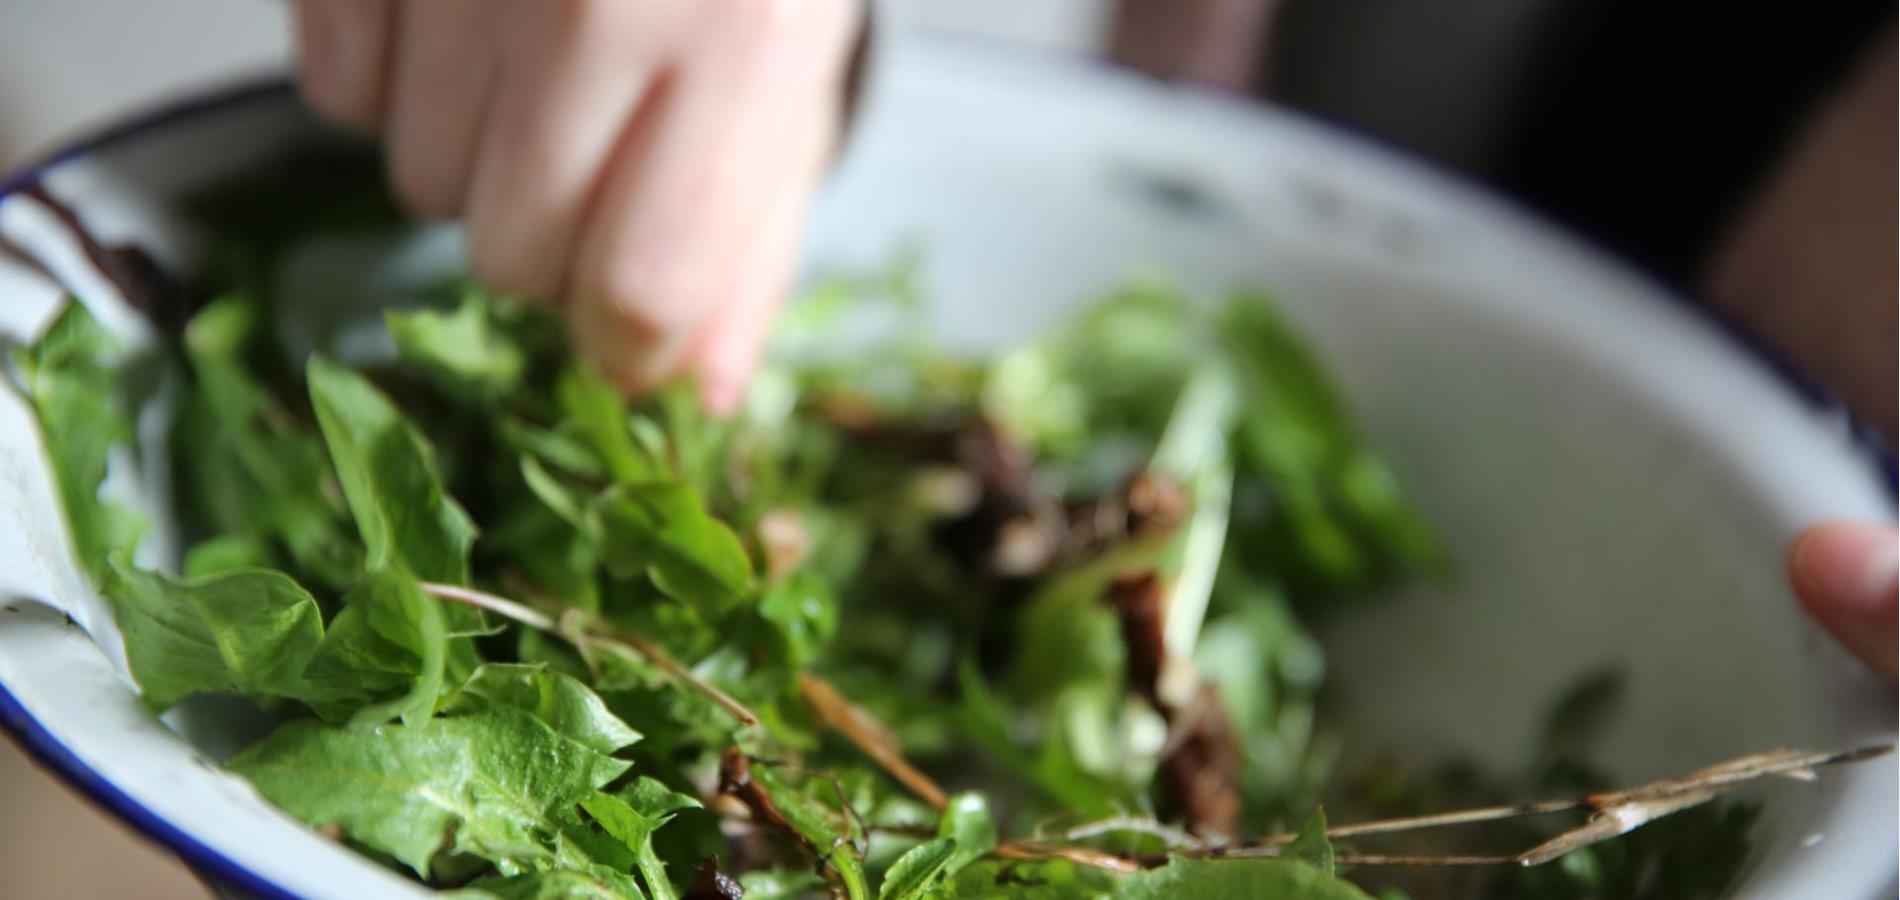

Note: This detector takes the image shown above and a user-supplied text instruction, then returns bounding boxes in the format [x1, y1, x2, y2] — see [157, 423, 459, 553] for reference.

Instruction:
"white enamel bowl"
[0, 37, 1892, 900]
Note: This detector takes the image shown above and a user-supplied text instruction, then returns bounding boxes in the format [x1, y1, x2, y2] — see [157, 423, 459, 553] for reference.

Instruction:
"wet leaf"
[102, 559, 323, 712]
[229, 708, 630, 878]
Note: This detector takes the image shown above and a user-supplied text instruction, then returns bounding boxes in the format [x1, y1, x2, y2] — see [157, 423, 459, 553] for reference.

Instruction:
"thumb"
[1788, 521, 1899, 678]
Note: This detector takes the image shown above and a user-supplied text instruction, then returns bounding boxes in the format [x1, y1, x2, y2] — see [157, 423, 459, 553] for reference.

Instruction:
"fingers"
[1789, 521, 1899, 678]
[691, 116, 836, 415]
[383, 0, 500, 219]
[570, 0, 860, 392]
[294, 0, 860, 404]
[461, 0, 680, 301]
[293, 0, 395, 132]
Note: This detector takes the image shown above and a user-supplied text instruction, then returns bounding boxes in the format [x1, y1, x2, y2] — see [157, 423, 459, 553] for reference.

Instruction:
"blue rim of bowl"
[0, 51, 1893, 900]
[0, 77, 308, 900]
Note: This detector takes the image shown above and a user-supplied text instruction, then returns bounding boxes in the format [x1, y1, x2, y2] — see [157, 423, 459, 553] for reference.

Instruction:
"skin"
[291, 0, 863, 413]
[296, 2, 1894, 677]
[1704, 32, 1898, 680]
[1788, 522, 1897, 678]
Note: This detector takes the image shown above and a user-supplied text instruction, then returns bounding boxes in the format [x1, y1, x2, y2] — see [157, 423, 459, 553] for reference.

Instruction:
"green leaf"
[461, 865, 648, 899]
[750, 764, 850, 852]
[597, 482, 754, 611]
[1217, 292, 1438, 591]
[879, 837, 956, 899]
[739, 869, 828, 900]
[1118, 857, 1373, 900]
[579, 794, 671, 900]
[581, 792, 663, 847]
[559, 365, 659, 483]
[981, 279, 1198, 461]
[181, 536, 270, 577]
[178, 295, 357, 590]
[655, 380, 738, 498]
[579, 781, 699, 900]
[618, 776, 704, 818]
[307, 355, 477, 583]
[300, 567, 447, 726]
[445, 665, 641, 754]
[1192, 585, 1329, 823]
[758, 570, 838, 665]
[943, 859, 1118, 899]
[18, 301, 144, 581]
[228, 708, 631, 878]
[521, 457, 595, 534]
[1010, 571, 1126, 705]
[752, 765, 870, 899]
[102, 560, 324, 712]
[1285, 809, 1335, 876]
[937, 792, 997, 877]
[491, 461, 602, 613]
[501, 418, 609, 483]
[44, 261, 1477, 896]
[955, 658, 1120, 815]
[386, 299, 526, 405]
[491, 500, 604, 614]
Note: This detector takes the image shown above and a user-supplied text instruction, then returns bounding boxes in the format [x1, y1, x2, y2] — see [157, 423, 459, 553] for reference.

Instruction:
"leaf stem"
[1059, 816, 1205, 850]
[418, 581, 555, 630]
[829, 846, 872, 900]
[593, 634, 760, 727]
[1140, 743, 1894, 868]
[634, 843, 678, 900]
[420, 582, 1893, 875]
[418, 581, 759, 727]
[1214, 744, 1894, 853]
[799, 673, 948, 809]
[993, 840, 1143, 874]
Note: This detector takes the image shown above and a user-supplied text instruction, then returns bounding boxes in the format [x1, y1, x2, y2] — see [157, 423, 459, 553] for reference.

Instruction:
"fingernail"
[701, 375, 742, 418]
[1790, 522, 1900, 616]
[696, 322, 760, 417]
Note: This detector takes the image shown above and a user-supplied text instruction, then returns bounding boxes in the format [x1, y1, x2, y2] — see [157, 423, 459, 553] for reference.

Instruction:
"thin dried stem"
[799, 673, 948, 809]
[1333, 852, 1521, 866]
[417, 578, 1892, 875]
[420, 581, 556, 630]
[590, 634, 760, 727]
[1059, 816, 1206, 850]
[860, 825, 1144, 875]
[994, 840, 1144, 874]
[420, 581, 759, 727]
[1147, 743, 1894, 868]
[1230, 744, 1891, 852]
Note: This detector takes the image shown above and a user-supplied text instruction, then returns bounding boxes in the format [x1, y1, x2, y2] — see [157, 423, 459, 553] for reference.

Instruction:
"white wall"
[0, 0, 1113, 168]
[0, 0, 291, 165]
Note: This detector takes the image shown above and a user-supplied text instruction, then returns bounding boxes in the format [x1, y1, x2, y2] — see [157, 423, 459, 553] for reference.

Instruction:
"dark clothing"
[1264, 2, 1894, 284]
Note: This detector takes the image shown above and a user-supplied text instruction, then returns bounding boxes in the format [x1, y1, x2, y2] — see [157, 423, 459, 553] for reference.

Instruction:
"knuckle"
[295, 70, 365, 130]
[468, 233, 556, 302]
[387, 154, 457, 220]
[699, 0, 790, 44]
[292, 0, 387, 133]
[592, 252, 703, 331]
[536, 0, 625, 45]
[538, 0, 591, 31]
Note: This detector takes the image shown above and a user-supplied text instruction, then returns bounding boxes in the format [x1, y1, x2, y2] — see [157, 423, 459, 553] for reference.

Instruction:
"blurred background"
[0, 0, 1889, 897]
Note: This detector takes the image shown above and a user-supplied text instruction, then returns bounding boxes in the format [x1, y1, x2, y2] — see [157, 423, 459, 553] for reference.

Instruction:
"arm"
[1704, 30, 1897, 677]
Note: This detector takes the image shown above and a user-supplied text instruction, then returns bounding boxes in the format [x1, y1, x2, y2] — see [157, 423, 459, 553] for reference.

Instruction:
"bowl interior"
[0, 39, 1893, 899]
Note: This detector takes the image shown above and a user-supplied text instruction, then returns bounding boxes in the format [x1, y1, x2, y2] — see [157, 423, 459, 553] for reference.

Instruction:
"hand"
[1789, 521, 1897, 678]
[1702, 31, 1895, 679]
[292, 0, 863, 411]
